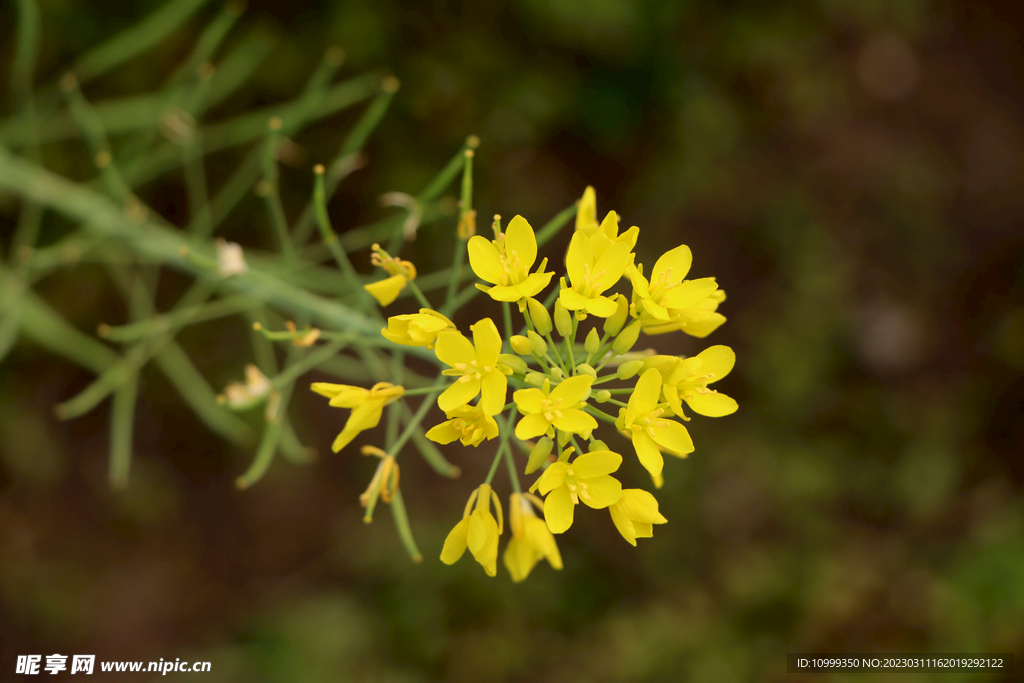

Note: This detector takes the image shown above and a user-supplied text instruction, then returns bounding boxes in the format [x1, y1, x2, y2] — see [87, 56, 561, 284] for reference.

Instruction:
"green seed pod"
[527, 330, 547, 356]
[510, 335, 533, 356]
[525, 436, 554, 474]
[603, 293, 629, 336]
[584, 328, 600, 355]
[527, 297, 552, 336]
[498, 353, 528, 375]
[594, 389, 611, 403]
[616, 359, 643, 380]
[612, 320, 642, 355]
[554, 300, 572, 338]
[576, 363, 597, 378]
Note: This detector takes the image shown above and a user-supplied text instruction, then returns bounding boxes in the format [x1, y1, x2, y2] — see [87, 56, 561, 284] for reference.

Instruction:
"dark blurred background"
[1, 0, 1023, 680]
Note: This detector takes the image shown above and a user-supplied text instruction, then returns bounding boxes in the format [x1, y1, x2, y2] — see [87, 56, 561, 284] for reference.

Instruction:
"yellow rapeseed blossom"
[617, 368, 694, 485]
[609, 489, 667, 546]
[381, 309, 455, 349]
[629, 244, 720, 332]
[440, 484, 503, 576]
[513, 375, 596, 440]
[575, 186, 599, 236]
[559, 230, 634, 318]
[426, 403, 499, 447]
[504, 492, 563, 582]
[663, 345, 738, 418]
[364, 244, 417, 306]
[310, 381, 405, 452]
[468, 215, 552, 302]
[530, 449, 623, 533]
[435, 318, 509, 416]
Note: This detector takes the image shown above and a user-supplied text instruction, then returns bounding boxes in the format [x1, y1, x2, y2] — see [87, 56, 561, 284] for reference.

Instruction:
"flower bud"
[525, 436, 554, 474]
[525, 372, 547, 387]
[510, 335, 533, 356]
[612, 320, 642, 355]
[499, 353, 528, 376]
[616, 359, 643, 380]
[527, 330, 547, 356]
[603, 293, 629, 336]
[590, 439, 609, 451]
[575, 363, 596, 378]
[640, 354, 680, 378]
[527, 297, 552, 335]
[594, 389, 611, 403]
[584, 328, 600, 355]
[549, 366, 564, 380]
[554, 300, 572, 338]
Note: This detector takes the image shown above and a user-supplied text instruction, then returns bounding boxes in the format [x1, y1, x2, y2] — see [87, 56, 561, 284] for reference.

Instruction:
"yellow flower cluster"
[311, 186, 736, 581]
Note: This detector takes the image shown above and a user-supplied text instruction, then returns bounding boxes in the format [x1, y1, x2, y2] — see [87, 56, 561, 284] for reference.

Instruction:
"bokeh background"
[1, 0, 1023, 681]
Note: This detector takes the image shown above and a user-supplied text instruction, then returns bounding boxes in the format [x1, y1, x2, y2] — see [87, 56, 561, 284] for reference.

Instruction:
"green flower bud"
[527, 297, 552, 336]
[590, 439, 609, 451]
[554, 300, 572, 338]
[499, 353, 527, 376]
[612, 320, 642, 355]
[510, 335, 533, 356]
[525, 372, 547, 387]
[575, 363, 597, 378]
[584, 328, 600, 355]
[594, 389, 611, 403]
[549, 366, 564, 380]
[603, 293, 629, 336]
[527, 330, 547, 356]
[640, 354, 680, 377]
[525, 436, 554, 474]
[617, 359, 643, 380]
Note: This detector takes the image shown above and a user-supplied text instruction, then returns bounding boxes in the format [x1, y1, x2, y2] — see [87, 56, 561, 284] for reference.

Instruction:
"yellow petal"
[651, 244, 692, 283]
[632, 431, 664, 478]
[523, 516, 562, 569]
[617, 489, 667, 524]
[627, 369, 662, 423]
[543, 486, 575, 534]
[513, 387, 544, 414]
[576, 186, 598, 234]
[505, 215, 537, 270]
[550, 375, 593, 404]
[468, 236, 504, 284]
[363, 274, 406, 306]
[434, 330, 475, 368]
[652, 420, 694, 455]
[438, 377, 480, 412]
[565, 232, 592, 287]
[579, 474, 622, 509]
[479, 371, 507, 416]
[425, 421, 460, 444]
[440, 518, 470, 564]
[695, 345, 736, 382]
[471, 318, 502, 365]
[583, 295, 619, 318]
[515, 412, 550, 440]
[503, 537, 537, 582]
[661, 277, 718, 310]
[684, 392, 738, 417]
[571, 450, 622, 478]
[559, 286, 590, 311]
[609, 504, 637, 545]
[532, 461, 567, 495]
[552, 409, 597, 434]
[519, 272, 553, 299]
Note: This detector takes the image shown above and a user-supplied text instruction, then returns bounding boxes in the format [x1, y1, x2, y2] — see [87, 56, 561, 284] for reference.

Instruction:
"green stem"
[586, 405, 618, 425]
[108, 371, 139, 490]
[484, 406, 518, 485]
[534, 201, 579, 248]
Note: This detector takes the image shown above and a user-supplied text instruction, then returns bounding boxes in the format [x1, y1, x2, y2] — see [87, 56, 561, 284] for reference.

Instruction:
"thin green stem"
[108, 371, 139, 490]
[484, 406, 518, 486]
[405, 279, 432, 310]
[585, 405, 618, 425]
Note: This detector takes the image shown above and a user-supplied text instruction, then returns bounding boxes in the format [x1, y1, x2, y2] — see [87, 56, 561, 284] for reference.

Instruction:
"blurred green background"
[1, 0, 1023, 681]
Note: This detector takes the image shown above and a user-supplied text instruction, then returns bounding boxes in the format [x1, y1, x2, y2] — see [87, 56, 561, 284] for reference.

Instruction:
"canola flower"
[310, 184, 736, 580]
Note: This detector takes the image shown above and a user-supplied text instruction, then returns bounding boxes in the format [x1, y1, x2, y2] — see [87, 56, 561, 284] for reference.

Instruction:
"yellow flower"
[381, 309, 455, 349]
[663, 345, 738, 418]
[468, 215, 553, 302]
[504, 493, 563, 581]
[364, 244, 417, 307]
[629, 244, 720, 331]
[513, 375, 597, 440]
[617, 368, 694, 484]
[440, 484, 503, 577]
[609, 489, 667, 546]
[310, 381, 405, 452]
[641, 289, 727, 337]
[425, 403, 499, 447]
[530, 449, 623, 533]
[435, 318, 509, 416]
[559, 230, 634, 318]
